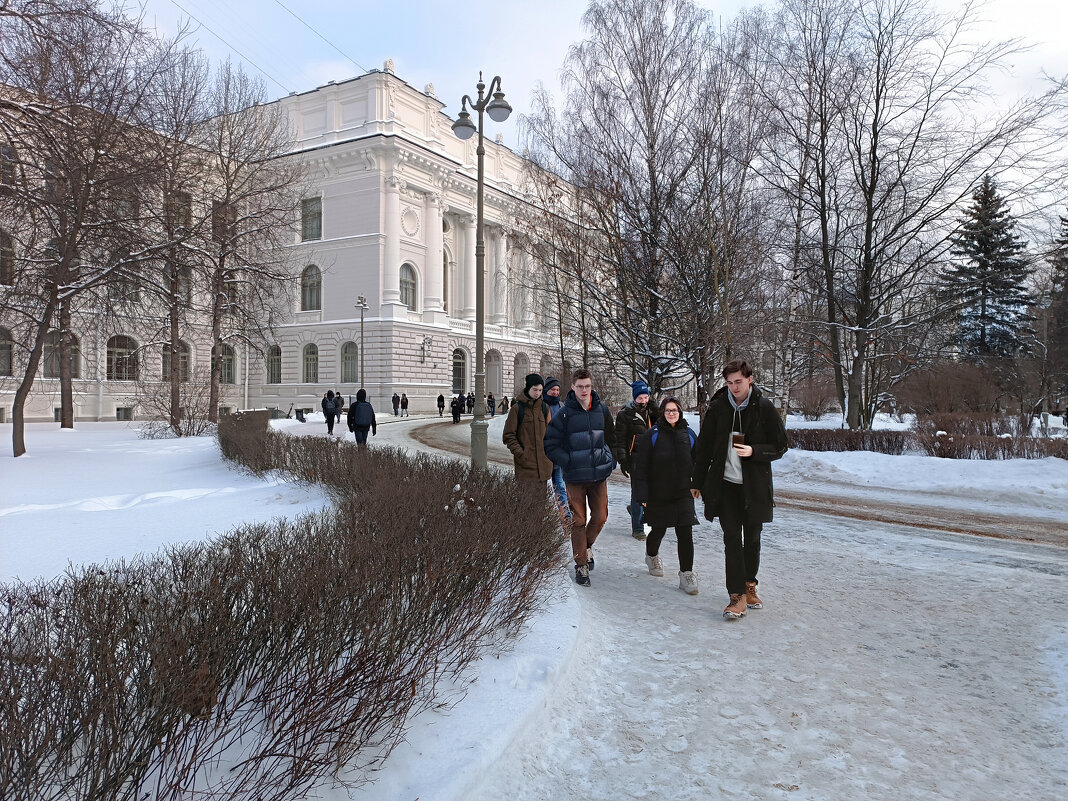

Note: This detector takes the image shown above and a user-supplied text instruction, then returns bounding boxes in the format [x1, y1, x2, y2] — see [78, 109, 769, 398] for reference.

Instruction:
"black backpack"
[353, 402, 374, 428]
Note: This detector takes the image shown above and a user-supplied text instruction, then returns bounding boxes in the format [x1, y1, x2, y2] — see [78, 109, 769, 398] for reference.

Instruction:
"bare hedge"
[788, 416, 1067, 460]
[1, 413, 566, 800]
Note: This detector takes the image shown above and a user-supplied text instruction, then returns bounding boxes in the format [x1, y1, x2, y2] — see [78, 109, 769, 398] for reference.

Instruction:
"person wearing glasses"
[630, 396, 700, 595]
[691, 360, 788, 620]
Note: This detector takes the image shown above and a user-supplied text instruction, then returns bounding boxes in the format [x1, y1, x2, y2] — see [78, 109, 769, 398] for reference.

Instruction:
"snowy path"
[375, 416, 1068, 801]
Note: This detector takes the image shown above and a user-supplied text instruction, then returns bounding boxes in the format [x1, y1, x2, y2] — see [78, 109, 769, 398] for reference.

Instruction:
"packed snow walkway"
[377, 416, 1068, 801]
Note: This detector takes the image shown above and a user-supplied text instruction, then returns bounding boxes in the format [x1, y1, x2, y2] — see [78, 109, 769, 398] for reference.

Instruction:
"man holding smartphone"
[691, 360, 789, 620]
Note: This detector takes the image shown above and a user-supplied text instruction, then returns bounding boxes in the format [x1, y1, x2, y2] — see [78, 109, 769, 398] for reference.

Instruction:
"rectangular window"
[115, 407, 133, 421]
[301, 197, 322, 241]
[167, 191, 193, 230]
[212, 200, 236, 244]
[54, 407, 62, 422]
[0, 408, 6, 423]
[219, 406, 232, 416]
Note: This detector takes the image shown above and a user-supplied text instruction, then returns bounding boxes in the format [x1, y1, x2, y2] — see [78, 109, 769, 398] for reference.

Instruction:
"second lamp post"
[452, 73, 511, 470]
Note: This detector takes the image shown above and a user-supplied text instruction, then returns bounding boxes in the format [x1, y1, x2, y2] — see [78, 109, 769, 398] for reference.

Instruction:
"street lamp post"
[355, 295, 368, 397]
[452, 72, 512, 470]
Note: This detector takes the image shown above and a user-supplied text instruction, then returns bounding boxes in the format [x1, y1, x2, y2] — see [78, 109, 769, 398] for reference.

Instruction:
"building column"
[520, 249, 536, 329]
[382, 175, 405, 319]
[492, 229, 509, 326]
[462, 214, 476, 321]
[424, 193, 447, 325]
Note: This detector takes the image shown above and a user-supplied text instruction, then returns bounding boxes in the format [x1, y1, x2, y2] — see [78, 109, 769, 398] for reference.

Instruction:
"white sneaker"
[645, 554, 664, 577]
[678, 571, 699, 595]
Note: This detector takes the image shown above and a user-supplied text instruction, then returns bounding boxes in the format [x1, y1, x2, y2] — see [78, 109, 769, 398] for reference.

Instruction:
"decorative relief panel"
[401, 206, 421, 237]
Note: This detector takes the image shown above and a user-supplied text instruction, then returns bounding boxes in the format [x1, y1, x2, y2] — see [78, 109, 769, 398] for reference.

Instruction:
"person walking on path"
[466, 392, 475, 414]
[631, 397, 700, 595]
[400, 393, 409, 417]
[333, 391, 345, 427]
[544, 367, 616, 588]
[691, 359, 788, 620]
[614, 380, 658, 540]
[437, 393, 446, 417]
[502, 374, 554, 486]
[451, 395, 462, 424]
[322, 391, 337, 436]
[346, 388, 377, 447]
[499, 394, 509, 413]
[391, 392, 400, 416]
[487, 392, 496, 417]
[542, 377, 571, 524]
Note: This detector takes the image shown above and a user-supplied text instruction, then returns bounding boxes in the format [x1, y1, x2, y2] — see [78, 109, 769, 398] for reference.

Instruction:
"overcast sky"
[138, 0, 1068, 149]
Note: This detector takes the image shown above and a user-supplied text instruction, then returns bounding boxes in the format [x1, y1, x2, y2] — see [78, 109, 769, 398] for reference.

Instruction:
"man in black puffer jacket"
[691, 359, 788, 620]
[614, 380, 658, 540]
[545, 368, 616, 587]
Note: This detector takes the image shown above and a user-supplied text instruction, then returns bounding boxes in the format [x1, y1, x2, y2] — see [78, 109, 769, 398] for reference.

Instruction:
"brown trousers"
[567, 480, 609, 565]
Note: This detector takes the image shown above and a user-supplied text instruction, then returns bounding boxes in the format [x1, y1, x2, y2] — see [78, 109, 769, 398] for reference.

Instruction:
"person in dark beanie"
[631, 397, 700, 595]
[542, 376, 570, 521]
[391, 392, 400, 416]
[322, 390, 337, 436]
[502, 373, 554, 485]
[346, 388, 377, 448]
[691, 359, 788, 620]
[544, 367, 616, 588]
[437, 393, 446, 417]
[400, 393, 409, 417]
[614, 379, 658, 540]
[451, 395, 462, 423]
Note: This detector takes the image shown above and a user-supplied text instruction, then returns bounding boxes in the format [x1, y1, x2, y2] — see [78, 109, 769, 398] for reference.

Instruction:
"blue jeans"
[630, 491, 644, 533]
[551, 465, 570, 517]
[354, 428, 369, 447]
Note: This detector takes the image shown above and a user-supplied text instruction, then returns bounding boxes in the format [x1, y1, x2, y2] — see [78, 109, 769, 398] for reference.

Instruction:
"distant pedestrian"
[503, 374, 553, 485]
[347, 388, 377, 448]
[333, 391, 345, 426]
[466, 392, 475, 414]
[391, 392, 400, 416]
[544, 367, 616, 588]
[451, 395, 462, 424]
[487, 391, 496, 417]
[542, 377, 570, 523]
[400, 393, 409, 417]
[632, 397, 700, 596]
[499, 394, 509, 413]
[691, 359, 788, 620]
[437, 393, 446, 417]
[614, 380, 658, 540]
[321, 391, 336, 436]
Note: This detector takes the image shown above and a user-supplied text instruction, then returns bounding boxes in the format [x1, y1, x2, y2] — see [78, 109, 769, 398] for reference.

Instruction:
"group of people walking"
[503, 360, 788, 621]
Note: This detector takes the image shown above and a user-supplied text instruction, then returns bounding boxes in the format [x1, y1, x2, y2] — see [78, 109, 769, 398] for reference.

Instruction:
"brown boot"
[723, 593, 747, 620]
[745, 581, 763, 609]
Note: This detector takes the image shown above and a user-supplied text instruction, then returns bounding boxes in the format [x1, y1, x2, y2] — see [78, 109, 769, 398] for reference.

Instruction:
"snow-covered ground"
[2, 417, 1067, 800]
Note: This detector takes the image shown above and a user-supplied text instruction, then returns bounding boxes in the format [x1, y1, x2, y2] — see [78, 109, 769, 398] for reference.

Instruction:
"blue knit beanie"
[632, 380, 651, 400]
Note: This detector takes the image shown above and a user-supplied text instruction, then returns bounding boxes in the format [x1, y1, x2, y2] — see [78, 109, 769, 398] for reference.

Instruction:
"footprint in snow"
[663, 735, 689, 753]
[651, 652, 670, 662]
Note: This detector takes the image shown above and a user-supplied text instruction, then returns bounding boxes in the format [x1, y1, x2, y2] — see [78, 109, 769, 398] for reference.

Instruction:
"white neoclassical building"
[1, 66, 568, 423]
[260, 65, 559, 415]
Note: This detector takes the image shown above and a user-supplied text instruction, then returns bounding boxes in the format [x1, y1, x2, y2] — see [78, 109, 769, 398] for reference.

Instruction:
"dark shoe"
[575, 564, 591, 587]
[632, 530, 647, 540]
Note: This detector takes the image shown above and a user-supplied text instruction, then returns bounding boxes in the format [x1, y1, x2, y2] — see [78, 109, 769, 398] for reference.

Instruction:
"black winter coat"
[544, 389, 617, 484]
[691, 385, 788, 524]
[631, 419, 698, 528]
[613, 401, 658, 468]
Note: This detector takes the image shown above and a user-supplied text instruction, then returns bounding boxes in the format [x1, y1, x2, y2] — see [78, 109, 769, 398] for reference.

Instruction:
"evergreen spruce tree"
[944, 175, 1034, 360]
[1047, 211, 1068, 390]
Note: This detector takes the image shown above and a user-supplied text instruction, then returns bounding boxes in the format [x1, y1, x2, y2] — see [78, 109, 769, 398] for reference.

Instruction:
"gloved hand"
[620, 461, 630, 478]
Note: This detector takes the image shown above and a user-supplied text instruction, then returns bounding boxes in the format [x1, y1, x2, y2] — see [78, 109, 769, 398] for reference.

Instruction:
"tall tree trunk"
[58, 297, 74, 428]
[12, 297, 58, 456]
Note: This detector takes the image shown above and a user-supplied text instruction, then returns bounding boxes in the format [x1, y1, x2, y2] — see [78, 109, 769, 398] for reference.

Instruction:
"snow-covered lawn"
[2, 418, 1066, 800]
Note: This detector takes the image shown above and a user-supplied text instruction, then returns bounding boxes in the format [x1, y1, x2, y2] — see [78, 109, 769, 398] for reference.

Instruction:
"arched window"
[452, 348, 467, 394]
[266, 345, 282, 384]
[106, 335, 138, 381]
[0, 326, 13, 376]
[341, 341, 359, 383]
[400, 263, 417, 311]
[301, 265, 321, 311]
[162, 341, 191, 382]
[302, 343, 318, 383]
[0, 228, 13, 284]
[43, 331, 80, 378]
[212, 343, 236, 384]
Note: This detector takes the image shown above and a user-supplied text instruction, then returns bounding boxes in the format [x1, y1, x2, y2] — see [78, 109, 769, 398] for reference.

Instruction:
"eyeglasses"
[663, 408, 680, 415]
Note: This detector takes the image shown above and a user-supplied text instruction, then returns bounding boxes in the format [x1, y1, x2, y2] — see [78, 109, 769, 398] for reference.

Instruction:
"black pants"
[718, 480, 761, 595]
[646, 525, 694, 573]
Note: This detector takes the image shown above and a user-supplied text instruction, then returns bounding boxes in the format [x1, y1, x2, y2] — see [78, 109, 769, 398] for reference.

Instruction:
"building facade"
[0, 66, 565, 422]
